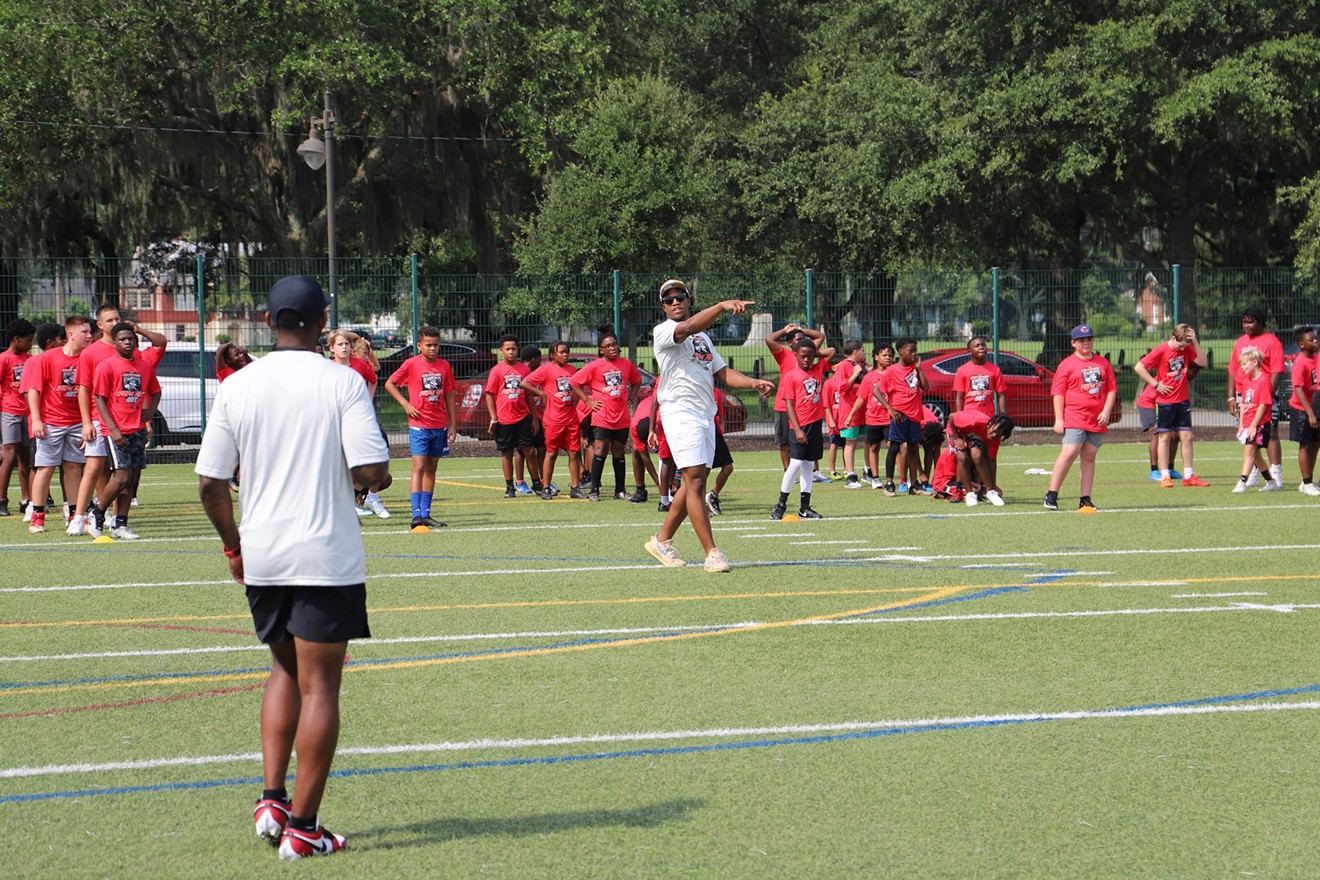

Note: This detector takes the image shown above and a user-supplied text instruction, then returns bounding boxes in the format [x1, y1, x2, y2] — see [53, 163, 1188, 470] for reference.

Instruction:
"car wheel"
[925, 397, 950, 427]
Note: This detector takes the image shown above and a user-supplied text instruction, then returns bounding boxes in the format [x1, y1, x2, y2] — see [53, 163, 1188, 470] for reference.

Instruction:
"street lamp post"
[296, 88, 337, 329]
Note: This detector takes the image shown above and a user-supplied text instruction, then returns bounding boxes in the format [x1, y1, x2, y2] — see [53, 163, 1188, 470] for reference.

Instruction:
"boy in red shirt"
[569, 332, 641, 502]
[1043, 324, 1117, 513]
[90, 323, 162, 539]
[773, 338, 829, 520]
[876, 336, 929, 496]
[1227, 305, 1285, 489]
[521, 340, 582, 500]
[848, 343, 894, 488]
[384, 325, 457, 529]
[485, 334, 542, 498]
[953, 336, 1007, 418]
[1288, 325, 1320, 495]
[1133, 323, 1208, 488]
[945, 409, 1014, 507]
[0, 319, 35, 518]
[822, 366, 843, 479]
[1234, 347, 1273, 493]
[833, 339, 867, 488]
[766, 323, 833, 472]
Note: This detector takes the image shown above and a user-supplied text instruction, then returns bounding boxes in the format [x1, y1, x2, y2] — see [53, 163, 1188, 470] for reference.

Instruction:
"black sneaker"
[770, 503, 786, 521]
[1043, 492, 1059, 511]
[628, 488, 649, 504]
[705, 491, 722, 516]
[570, 486, 586, 499]
[883, 482, 897, 497]
[799, 507, 824, 519]
[541, 488, 554, 500]
[410, 516, 427, 529]
[0, 499, 9, 517]
[615, 490, 632, 500]
[1077, 497, 1100, 514]
[504, 487, 517, 498]
[420, 515, 447, 528]
[588, 490, 601, 502]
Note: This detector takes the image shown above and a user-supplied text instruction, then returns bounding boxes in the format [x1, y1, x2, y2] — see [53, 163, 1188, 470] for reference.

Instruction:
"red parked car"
[917, 348, 1121, 427]
[455, 358, 748, 440]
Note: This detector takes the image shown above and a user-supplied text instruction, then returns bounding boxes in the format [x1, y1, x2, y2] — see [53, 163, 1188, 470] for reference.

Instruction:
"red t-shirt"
[771, 347, 796, 412]
[93, 353, 161, 435]
[859, 369, 890, 426]
[834, 360, 864, 428]
[782, 361, 828, 426]
[947, 408, 990, 442]
[878, 362, 924, 420]
[1290, 351, 1317, 411]
[953, 360, 1005, 417]
[1136, 380, 1157, 408]
[524, 361, 579, 427]
[1228, 332, 1284, 380]
[569, 356, 641, 430]
[821, 372, 842, 427]
[1237, 371, 1273, 430]
[344, 357, 377, 388]
[1051, 354, 1117, 432]
[485, 361, 533, 425]
[388, 355, 456, 429]
[0, 350, 32, 417]
[1138, 341, 1195, 405]
[20, 349, 84, 426]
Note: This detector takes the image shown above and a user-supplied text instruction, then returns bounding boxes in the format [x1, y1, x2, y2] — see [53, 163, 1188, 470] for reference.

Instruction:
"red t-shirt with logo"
[1051, 353, 1117, 432]
[485, 361, 533, 425]
[1237, 371, 1273, 430]
[1138, 341, 1195, 405]
[524, 361, 579, 427]
[782, 361, 828, 426]
[77, 339, 119, 390]
[834, 360, 865, 428]
[20, 349, 84, 426]
[878, 363, 924, 420]
[947, 408, 990, 442]
[388, 355, 456, 429]
[0, 350, 32, 417]
[953, 360, 1005, 417]
[859, 368, 891, 426]
[1228, 332, 1284, 380]
[93, 353, 162, 435]
[1290, 351, 1317, 411]
[569, 356, 641, 430]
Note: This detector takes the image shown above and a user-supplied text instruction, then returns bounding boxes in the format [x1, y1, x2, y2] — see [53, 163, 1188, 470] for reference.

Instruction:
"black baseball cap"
[268, 276, 330, 327]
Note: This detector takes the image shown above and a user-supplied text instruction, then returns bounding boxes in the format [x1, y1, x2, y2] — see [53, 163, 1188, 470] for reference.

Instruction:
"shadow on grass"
[352, 798, 704, 850]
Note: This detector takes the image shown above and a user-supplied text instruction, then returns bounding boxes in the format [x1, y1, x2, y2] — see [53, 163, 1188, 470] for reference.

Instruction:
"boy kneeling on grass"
[942, 409, 1013, 508]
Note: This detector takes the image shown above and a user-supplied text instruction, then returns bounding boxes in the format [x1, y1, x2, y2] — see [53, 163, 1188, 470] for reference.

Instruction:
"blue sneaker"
[548, 483, 560, 497]
[515, 481, 532, 495]
[1148, 469, 1161, 481]
[1169, 469, 1183, 480]
[897, 481, 910, 493]
[812, 471, 832, 483]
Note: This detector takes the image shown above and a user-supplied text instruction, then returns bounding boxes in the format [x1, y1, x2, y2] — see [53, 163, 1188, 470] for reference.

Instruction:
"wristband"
[223, 545, 241, 559]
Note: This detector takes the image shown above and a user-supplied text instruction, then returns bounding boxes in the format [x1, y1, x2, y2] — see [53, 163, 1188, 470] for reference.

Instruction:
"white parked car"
[143, 342, 219, 443]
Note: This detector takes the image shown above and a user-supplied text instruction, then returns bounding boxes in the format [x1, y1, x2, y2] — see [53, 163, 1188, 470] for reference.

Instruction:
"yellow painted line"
[434, 479, 509, 492]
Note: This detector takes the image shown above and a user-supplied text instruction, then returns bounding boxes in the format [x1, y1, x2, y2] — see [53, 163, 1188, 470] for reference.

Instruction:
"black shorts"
[774, 411, 790, 446]
[712, 430, 733, 469]
[593, 426, 629, 446]
[247, 584, 370, 644]
[107, 428, 149, 471]
[531, 424, 546, 450]
[788, 419, 825, 462]
[1290, 407, 1320, 444]
[865, 425, 888, 446]
[494, 415, 536, 451]
[1155, 400, 1193, 433]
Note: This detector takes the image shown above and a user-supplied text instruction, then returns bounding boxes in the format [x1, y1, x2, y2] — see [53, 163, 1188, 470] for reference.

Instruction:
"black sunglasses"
[661, 293, 689, 305]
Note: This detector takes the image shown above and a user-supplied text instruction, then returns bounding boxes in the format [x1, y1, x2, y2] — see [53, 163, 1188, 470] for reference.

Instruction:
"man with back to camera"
[646, 279, 774, 572]
[196, 276, 390, 860]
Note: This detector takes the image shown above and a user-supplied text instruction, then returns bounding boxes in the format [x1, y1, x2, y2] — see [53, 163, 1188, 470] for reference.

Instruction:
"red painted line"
[100, 622, 254, 636]
[0, 682, 266, 720]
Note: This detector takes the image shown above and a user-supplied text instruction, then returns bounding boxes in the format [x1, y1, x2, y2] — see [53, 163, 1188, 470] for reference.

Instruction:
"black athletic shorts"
[865, 424, 888, 446]
[788, 419, 825, 462]
[1155, 400, 1193, 433]
[494, 415, 536, 451]
[1290, 406, 1320, 444]
[593, 426, 629, 446]
[247, 584, 370, 644]
[774, 411, 790, 446]
[712, 429, 733, 469]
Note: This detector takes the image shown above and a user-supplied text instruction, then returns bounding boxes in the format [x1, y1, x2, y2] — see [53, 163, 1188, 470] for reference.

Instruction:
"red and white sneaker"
[253, 797, 292, 844]
[278, 823, 347, 859]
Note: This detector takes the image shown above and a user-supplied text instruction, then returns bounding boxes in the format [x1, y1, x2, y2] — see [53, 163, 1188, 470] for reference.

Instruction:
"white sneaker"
[985, 489, 1005, 507]
[355, 505, 371, 517]
[62, 502, 71, 520]
[65, 514, 86, 536]
[22, 503, 32, 523]
[869, 477, 884, 489]
[130, 496, 139, 508]
[1245, 468, 1263, 487]
[1259, 480, 1282, 492]
[109, 524, 140, 541]
[1301, 482, 1320, 496]
[644, 535, 686, 567]
[965, 492, 979, 507]
[1232, 481, 1247, 494]
[365, 493, 391, 519]
[704, 548, 731, 573]
[86, 515, 103, 538]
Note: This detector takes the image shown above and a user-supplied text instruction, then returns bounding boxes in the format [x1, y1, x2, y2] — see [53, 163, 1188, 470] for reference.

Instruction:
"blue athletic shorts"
[409, 426, 450, 458]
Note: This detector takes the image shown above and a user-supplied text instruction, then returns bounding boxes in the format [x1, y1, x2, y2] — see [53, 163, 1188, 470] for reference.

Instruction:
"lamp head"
[296, 127, 326, 171]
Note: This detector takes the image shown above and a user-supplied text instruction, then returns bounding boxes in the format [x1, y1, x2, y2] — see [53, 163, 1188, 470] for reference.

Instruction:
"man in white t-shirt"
[196, 276, 390, 861]
[646, 279, 773, 572]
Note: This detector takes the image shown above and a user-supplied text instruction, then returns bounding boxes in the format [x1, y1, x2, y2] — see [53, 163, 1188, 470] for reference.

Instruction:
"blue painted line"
[5, 681, 1318, 805]
[1027, 571, 1074, 584]
[844, 586, 1028, 619]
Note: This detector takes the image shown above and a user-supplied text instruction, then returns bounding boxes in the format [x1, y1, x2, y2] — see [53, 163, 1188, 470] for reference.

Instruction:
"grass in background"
[2, 442, 1318, 878]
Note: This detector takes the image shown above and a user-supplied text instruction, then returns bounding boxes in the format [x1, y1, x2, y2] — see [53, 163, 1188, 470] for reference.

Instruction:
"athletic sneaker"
[705, 491, 722, 515]
[844, 475, 863, 489]
[883, 482, 896, 497]
[130, 496, 139, 508]
[20, 500, 31, 522]
[28, 511, 45, 533]
[503, 487, 518, 498]
[615, 491, 632, 501]
[770, 502, 786, 521]
[704, 548, 731, 573]
[1159, 475, 1173, 488]
[1076, 498, 1099, 514]
[410, 516, 429, 529]
[278, 824, 346, 860]
[628, 488, 649, 504]
[658, 500, 671, 512]
[0, 500, 8, 517]
[365, 494, 391, 518]
[254, 797, 292, 844]
[355, 504, 371, 517]
[828, 471, 843, 480]
[1182, 475, 1210, 488]
[869, 477, 884, 489]
[985, 489, 1005, 507]
[1169, 470, 1183, 480]
[515, 480, 532, 495]
[110, 524, 140, 540]
[912, 483, 933, 496]
[1245, 468, 1263, 487]
[419, 516, 446, 529]
[588, 490, 600, 502]
[548, 483, 560, 497]
[1148, 469, 1161, 481]
[644, 534, 686, 567]
[897, 481, 910, 493]
[67, 514, 87, 536]
[1042, 492, 1059, 511]
[569, 486, 586, 499]
[812, 471, 832, 483]
[541, 488, 554, 500]
[965, 492, 979, 507]
[1300, 482, 1320, 496]
[1232, 480, 1248, 494]
[798, 507, 824, 519]
[1260, 480, 1283, 492]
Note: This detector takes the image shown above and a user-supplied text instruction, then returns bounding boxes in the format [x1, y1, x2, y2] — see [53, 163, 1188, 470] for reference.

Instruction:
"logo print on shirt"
[604, 370, 623, 395]
[692, 336, 714, 364]
[905, 370, 918, 389]
[1168, 355, 1185, 378]
[121, 372, 142, 394]
[555, 375, 572, 399]
[804, 377, 820, 402]
[502, 373, 523, 397]
[970, 374, 990, 394]
[11, 364, 23, 384]
[1082, 365, 1102, 395]
[422, 373, 442, 392]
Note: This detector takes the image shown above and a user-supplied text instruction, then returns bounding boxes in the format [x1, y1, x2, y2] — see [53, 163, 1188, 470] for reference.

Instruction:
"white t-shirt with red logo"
[652, 320, 726, 422]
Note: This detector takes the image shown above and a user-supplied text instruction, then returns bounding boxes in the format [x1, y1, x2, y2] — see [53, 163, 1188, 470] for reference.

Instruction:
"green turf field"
[3, 442, 1318, 878]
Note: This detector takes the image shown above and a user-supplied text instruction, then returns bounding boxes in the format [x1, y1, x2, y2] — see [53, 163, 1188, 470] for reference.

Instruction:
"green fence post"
[991, 266, 1001, 364]
[805, 268, 814, 329]
[613, 269, 622, 336]
[1172, 264, 1180, 325]
[196, 253, 208, 433]
[410, 254, 419, 341]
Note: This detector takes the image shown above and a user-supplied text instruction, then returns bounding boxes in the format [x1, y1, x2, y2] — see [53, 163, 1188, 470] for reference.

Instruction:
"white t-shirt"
[652, 319, 727, 421]
[195, 350, 389, 586]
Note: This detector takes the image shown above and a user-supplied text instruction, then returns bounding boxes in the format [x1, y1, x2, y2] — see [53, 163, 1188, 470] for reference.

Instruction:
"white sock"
[1184, 468, 1193, 477]
[1160, 469, 1170, 478]
[1270, 464, 1283, 483]
[797, 461, 812, 494]
[780, 460, 803, 494]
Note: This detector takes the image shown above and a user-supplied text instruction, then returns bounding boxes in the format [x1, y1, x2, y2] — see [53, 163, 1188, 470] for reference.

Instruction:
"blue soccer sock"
[410, 492, 423, 518]
[420, 491, 433, 517]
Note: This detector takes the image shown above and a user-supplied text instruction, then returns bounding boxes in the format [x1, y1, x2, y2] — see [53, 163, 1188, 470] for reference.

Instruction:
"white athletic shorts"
[34, 424, 86, 467]
[84, 420, 109, 457]
[662, 409, 716, 470]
